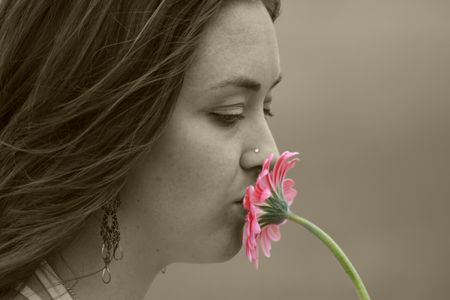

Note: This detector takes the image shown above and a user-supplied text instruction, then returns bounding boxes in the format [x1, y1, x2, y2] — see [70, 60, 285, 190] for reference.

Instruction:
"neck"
[46, 210, 168, 300]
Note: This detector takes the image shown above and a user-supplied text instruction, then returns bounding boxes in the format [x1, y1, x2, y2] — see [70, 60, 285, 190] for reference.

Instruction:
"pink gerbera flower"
[240, 151, 372, 300]
[242, 150, 300, 269]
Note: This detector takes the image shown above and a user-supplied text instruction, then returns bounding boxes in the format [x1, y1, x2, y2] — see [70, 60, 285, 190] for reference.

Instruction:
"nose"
[239, 118, 280, 175]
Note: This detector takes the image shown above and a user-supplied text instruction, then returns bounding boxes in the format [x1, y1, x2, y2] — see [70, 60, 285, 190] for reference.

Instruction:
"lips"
[233, 196, 245, 204]
[233, 191, 246, 204]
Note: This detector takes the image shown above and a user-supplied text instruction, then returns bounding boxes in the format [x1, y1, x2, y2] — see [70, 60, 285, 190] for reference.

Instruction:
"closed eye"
[211, 108, 275, 127]
[210, 113, 244, 127]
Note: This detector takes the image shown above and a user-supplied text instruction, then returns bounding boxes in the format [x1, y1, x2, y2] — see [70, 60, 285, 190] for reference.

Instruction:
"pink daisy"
[242, 151, 300, 269]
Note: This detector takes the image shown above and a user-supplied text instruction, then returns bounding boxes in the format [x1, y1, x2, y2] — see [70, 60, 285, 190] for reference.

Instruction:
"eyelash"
[212, 108, 275, 127]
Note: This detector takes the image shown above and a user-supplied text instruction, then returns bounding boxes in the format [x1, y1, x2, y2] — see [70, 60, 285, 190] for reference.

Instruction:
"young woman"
[0, 0, 282, 299]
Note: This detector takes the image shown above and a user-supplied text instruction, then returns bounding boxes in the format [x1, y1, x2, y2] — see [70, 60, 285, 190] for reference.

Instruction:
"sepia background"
[147, 1, 450, 299]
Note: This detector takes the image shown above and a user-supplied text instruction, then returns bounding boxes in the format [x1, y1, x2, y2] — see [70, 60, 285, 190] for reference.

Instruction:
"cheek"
[145, 133, 238, 250]
[165, 114, 238, 184]
[142, 116, 238, 214]
[124, 113, 245, 261]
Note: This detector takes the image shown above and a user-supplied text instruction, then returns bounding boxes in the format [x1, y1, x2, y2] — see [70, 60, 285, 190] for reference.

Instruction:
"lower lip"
[233, 201, 245, 208]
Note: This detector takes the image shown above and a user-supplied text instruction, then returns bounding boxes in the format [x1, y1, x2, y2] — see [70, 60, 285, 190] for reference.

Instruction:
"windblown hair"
[0, 0, 280, 298]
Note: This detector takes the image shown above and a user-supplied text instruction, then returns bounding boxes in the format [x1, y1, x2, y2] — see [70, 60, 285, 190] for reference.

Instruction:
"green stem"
[285, 211, 371, 300]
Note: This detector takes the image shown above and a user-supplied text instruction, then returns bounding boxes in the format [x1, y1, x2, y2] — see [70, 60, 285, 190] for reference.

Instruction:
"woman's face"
[120, 1, 281, 264]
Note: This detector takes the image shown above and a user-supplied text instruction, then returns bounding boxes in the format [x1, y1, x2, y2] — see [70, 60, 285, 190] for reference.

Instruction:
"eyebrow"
[209, 73, 282, 92]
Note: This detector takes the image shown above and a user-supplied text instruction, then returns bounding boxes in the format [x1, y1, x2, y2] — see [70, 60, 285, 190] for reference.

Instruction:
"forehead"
[181, 1, 280, 96]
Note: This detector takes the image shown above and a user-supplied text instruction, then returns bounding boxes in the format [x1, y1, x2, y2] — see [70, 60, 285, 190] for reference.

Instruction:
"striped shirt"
[14, 260, 74, 300]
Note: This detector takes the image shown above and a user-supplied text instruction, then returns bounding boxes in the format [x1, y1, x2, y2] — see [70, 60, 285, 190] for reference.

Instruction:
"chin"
[216, 239, 243, 263]
[210, 225, 245, 263]
[185, 227, 244, 264]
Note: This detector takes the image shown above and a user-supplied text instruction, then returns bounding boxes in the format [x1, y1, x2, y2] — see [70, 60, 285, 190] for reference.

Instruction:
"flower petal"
[282, 178, 297, 206]
[243, 185, 254, 209]
[279, 157, 299, 184]
[261, 153, 274, 175]
[272, 151, 298, 186]
[260, 229, 272, 257]
[257, 170, 274, 195]
[253, 254, 259, 270]
[266, 224, 281, 241]
[259, 188, 272, 203]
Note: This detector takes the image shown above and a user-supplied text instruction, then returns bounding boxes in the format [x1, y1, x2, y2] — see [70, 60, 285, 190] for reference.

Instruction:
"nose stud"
[254, 148, 260, 153]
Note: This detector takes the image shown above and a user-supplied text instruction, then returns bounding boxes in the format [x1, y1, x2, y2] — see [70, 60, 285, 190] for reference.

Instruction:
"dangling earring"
[100, 194, 124, 284]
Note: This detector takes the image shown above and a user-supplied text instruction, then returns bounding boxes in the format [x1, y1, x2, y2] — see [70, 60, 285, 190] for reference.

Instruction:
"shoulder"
[13, 268, 53, 300]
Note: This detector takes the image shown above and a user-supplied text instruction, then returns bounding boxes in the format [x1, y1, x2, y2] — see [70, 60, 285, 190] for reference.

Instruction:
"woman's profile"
[0, 0, 282, 299]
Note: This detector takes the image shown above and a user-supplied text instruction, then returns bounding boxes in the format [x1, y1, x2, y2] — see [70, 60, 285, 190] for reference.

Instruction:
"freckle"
[156, 248, 160, 252]
[155, 176, 163, 183]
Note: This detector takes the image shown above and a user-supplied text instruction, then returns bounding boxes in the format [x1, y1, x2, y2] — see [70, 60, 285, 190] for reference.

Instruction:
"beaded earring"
[100, 194, 123, 283]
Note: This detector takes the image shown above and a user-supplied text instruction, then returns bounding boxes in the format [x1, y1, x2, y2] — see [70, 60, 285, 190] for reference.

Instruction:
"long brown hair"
[0, 0, 280, 298]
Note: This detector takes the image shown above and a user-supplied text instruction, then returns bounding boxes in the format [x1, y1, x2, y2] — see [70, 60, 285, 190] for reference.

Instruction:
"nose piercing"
[254, 148, 260, 153]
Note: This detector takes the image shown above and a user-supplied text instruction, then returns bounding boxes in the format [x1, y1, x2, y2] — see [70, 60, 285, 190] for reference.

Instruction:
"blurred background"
[147, 1, 450, 299]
